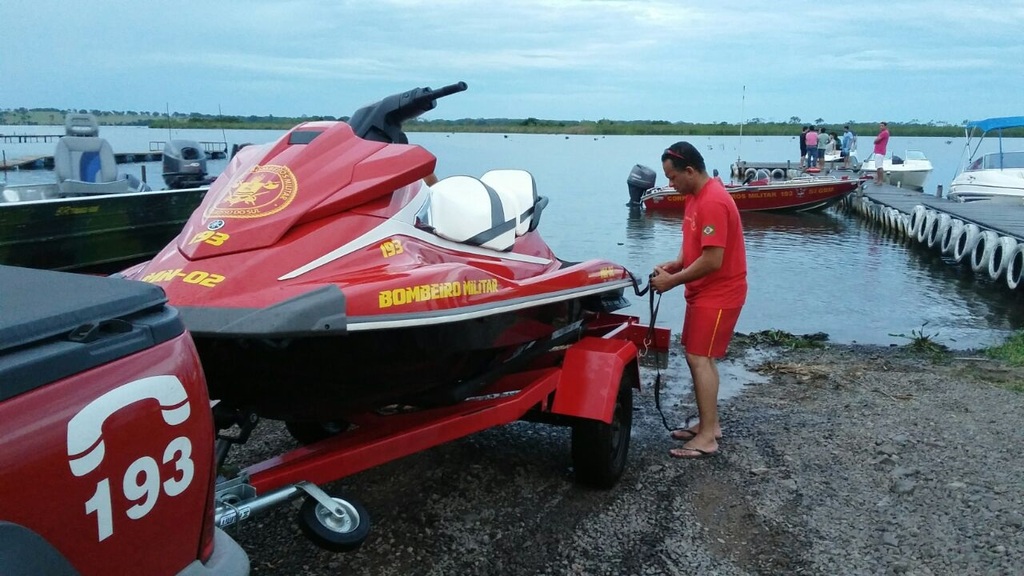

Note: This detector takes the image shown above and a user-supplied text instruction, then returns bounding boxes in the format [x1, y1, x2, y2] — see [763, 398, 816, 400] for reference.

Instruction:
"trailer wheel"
[298, 495, 371, 552]
[570, 371, 634, 488]
[285, 420, 350, 445]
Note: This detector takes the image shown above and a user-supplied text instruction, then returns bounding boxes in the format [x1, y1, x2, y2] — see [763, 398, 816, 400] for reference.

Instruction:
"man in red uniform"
[650, 141, 748, 459]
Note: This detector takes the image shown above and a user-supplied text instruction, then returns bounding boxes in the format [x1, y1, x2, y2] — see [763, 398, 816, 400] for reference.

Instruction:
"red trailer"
[212, 313, 669, 551]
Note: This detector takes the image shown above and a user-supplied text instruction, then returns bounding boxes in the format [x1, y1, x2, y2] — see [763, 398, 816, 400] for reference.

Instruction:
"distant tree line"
[3, 106, 1022, 138]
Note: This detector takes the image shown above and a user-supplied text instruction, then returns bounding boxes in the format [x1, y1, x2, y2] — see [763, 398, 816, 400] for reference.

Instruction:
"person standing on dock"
[841, 125, 855, 169]
[817, 128, 831, 169]
[651, 141, 748, 460]
[805, 126, 819, 168]
[799, 126, 809, 168]
[872, 122, 890, 184]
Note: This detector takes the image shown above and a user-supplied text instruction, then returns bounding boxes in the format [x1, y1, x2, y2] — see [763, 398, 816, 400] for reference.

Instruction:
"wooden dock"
[841, 182, 1024, 290]
[856, 184, 1024, 238]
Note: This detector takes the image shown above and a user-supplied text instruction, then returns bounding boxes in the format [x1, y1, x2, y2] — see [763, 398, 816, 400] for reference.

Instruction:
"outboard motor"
[162, 139, 210, 189]
[626, 164, 656, 205]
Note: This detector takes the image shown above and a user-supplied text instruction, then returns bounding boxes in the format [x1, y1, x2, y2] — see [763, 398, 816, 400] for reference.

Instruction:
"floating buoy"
[805, 167, 821, 173]
[940, 219, 965, 255]
[927, 213, 952, 249]
[898, 213, 911, 237]
[1005, 243, 1024, 290]
[859, 196, 871, 215]
[908, 205, 927, 239]
[988, 236, 1019, 281]
[743, 168, 757, 181]
[770, 168, 785, 180]
[917, 210, 937, 244]
[878, 207, 891, 231]
[882, 207, 892, 229]
[953, 223, 982, 263]
[886, 208, 900, 233]
[971, 230, 1000, 273]
[865, 203, 878, 223]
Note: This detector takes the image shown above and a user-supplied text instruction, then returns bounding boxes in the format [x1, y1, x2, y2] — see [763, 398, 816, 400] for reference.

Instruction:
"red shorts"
[681, 305, 742, 358]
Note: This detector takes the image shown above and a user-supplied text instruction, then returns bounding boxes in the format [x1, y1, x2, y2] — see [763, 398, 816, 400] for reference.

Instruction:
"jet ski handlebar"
[347, 81, 468, 144]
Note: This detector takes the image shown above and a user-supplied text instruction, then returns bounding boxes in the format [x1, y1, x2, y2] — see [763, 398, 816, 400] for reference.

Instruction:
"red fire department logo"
[204, 164, 298, 219]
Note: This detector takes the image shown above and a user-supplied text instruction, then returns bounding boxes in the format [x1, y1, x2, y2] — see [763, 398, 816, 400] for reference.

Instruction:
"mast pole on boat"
[738, 85, 745, 164]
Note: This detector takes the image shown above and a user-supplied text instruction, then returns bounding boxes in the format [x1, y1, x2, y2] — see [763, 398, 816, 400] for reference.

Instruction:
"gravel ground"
[222, 341, 1024, 576]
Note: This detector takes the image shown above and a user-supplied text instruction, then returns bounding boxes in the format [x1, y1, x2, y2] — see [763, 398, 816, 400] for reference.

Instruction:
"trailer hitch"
[214, 476, 371, 551]
[214, 478, 345, 528]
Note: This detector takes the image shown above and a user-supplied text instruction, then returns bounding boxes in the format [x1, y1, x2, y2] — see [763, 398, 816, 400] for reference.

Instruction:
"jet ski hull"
[196, 292, 625, 421]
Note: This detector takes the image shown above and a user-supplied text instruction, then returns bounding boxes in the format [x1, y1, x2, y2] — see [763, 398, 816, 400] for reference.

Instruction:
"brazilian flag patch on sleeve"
[703, 225, 715, 235]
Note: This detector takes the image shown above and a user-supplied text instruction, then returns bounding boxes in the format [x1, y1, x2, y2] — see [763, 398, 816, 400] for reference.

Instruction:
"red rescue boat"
[636, 168, 866, 213]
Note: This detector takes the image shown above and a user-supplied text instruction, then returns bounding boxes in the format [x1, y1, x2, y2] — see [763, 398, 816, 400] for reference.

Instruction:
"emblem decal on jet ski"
[205, 164, 298, 219]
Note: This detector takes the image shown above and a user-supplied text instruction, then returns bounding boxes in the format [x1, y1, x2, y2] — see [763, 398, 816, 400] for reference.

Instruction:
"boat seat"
[424, 175, 518, 251]
[480, 169, 547, 235]
[53, 136, 135, 196]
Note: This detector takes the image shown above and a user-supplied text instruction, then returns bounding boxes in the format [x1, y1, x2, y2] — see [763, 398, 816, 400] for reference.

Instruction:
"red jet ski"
[122, 82, 638, 430]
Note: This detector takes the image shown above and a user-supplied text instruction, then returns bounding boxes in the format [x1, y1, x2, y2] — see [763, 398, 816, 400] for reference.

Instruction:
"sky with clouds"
[3, 0, 1021, 126]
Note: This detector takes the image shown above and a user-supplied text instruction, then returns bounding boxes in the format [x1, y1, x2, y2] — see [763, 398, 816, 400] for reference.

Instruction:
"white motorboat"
[948, 116, 1024, 202]
[860, 150, 933, 190]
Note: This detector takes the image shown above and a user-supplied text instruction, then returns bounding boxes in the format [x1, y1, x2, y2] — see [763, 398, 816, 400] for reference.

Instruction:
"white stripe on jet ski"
[280, 188, 551, 280]
[343, 279, 634, 332]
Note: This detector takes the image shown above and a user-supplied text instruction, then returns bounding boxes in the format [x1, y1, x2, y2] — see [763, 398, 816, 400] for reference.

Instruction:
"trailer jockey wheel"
[285, 420, 351, 445]
[298, 495, 371, 552]
[570, 369, 635, 488]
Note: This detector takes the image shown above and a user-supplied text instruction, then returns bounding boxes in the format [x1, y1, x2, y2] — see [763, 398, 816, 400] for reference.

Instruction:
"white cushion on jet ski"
[428, 175, 518, 251]
[480, 169, 537, 236]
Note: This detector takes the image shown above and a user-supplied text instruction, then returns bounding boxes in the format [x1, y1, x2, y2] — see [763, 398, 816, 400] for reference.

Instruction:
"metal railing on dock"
[149, 141, 228, 157]
[1, 134, 64, 144]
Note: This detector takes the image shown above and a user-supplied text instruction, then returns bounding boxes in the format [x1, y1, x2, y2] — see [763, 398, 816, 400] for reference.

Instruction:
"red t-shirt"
[681, 178, 748, 308]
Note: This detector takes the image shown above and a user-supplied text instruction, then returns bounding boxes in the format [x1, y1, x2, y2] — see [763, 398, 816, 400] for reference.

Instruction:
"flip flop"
[670, 429, 698, 441]
[668, 446, 719, 459]
[670, 429, 723, 441]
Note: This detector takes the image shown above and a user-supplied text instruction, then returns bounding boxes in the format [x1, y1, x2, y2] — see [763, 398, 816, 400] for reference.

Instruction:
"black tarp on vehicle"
[0, 265, 183, 399]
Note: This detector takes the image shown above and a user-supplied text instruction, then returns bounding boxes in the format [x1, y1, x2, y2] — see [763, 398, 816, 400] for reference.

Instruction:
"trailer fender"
[550, 337, 640, 424]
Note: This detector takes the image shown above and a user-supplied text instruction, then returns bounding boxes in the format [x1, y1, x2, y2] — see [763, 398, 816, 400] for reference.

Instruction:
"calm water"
[4, 127, 1024, 349]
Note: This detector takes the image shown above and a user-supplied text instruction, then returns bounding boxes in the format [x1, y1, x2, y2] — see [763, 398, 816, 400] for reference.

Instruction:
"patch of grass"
[984, 331, 1024, 367]
[889, 322, 949, 356]
[734, 330, 828, 349]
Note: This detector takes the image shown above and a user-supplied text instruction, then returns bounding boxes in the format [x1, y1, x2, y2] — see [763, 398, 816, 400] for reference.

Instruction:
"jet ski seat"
[480, 169, 547, 235]
[424, 175, 519, 251]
